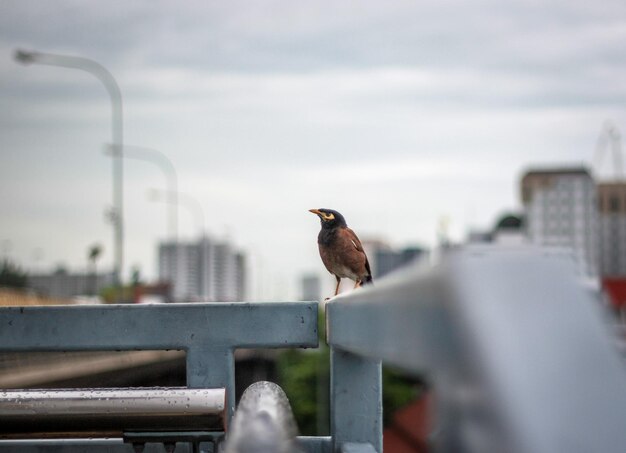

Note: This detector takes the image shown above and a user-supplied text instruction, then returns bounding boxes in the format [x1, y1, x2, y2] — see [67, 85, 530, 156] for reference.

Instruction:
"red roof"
[602, 278, 626, 309]
[383, 392, 432, 453]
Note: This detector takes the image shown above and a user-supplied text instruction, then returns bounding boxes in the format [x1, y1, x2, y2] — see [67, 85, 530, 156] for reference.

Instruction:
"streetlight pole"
[105, 145, 178, 243]
[595, 120, 623, 181]
[148, 189, 205, 238]
[14, 49, 125, 300]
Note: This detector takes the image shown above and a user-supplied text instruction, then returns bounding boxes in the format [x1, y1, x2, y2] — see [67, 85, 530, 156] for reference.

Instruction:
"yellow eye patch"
[322, 212, 335, 221]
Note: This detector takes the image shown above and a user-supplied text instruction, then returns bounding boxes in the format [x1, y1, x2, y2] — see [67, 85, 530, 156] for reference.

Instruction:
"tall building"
[375, 247, 425, 278]
[362, 240, 426, 278]
[597, 182, 626, 276]
[234, 252, 246, 301]
[158, 237, 246, 302]
[467, 214, 527, 246]
[28, 269, 115, 299]
[520, 167, 598, 276]
[159, 241, 202, 301]
[300, 274, 321, 301]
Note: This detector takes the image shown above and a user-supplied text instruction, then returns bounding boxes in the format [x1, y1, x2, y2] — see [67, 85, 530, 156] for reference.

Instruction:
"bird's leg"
[354, 279, 362, 289]
[334, 276, 341, 296]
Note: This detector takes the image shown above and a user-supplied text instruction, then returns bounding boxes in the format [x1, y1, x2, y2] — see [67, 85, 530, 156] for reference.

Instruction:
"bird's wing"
[345, 228, 365, 252]
[344, 228, 373, 279]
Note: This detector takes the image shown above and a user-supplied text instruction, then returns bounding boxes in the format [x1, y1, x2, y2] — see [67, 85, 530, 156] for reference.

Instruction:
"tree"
[0, 260, 28, 289]
[87, 244, 103, 296]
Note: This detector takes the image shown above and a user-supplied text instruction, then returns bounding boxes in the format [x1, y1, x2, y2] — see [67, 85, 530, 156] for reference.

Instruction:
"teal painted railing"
[3, 246, 626, 453]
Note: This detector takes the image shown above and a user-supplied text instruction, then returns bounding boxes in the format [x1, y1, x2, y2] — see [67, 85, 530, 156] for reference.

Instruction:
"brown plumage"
[309, 208, 373, 297]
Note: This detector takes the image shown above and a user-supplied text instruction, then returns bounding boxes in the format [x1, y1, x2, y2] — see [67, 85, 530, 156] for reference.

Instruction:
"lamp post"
[595, 120, 623, 180]
[148, 189, 205, 238]
[14, 49, 125, 300]
[105, 145, 178, 243]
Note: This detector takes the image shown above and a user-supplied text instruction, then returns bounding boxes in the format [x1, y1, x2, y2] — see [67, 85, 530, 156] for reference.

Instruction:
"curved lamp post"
[148, 189, 205, 239]
[106, 145, 178, 243]
[595, 120, 623, 180]
[14, 49, 124, 299]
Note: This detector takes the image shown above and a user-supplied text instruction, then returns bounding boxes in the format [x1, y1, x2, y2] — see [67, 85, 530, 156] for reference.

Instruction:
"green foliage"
[88, 244, 102, 262]
[277, 308, 424, 435]
[382, 367, 424, 426]
[0, 260, 28, 289]
[99, 285, 134, 303]
[277, 308, 329, 435]
[131, 266, 142, 286]
[278, 347, 329, 435]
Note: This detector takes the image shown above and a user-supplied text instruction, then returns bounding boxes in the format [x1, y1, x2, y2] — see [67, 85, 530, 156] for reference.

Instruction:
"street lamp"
[14, 49, 125, 299]
[148, 189, 206, 238]
[105, 145, 178, 243]
[595, 121, 623, 180]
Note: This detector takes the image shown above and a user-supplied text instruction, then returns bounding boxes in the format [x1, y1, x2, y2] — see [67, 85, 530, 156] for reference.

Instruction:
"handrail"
[224, 381, 300, 453]
[0, 387, 225, 439]
[0, 302, 318, 421]
[0, 302, 319, 453]
[5, 248, 621, 453]
[327, 245, 626, 452]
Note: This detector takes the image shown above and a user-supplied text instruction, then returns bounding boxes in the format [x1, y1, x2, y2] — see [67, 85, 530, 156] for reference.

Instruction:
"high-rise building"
[235, 252, 246, 301]
[467, 214, 527, 246]
[520, 167, 598, 276]
[158, 237, 246, 302]
[376, 247, 425, 278]
[300, 274, 321, 301]
[28, 269, 115, 299]
[597, 182, 626, 276]
[362, 240, 426, 278]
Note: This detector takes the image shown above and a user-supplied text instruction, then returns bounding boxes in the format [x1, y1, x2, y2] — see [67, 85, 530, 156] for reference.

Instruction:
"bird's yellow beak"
[309, 208, 335, 221]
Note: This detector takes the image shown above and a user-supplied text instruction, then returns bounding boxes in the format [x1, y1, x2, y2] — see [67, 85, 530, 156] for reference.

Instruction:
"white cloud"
[2, 0, 626, 298]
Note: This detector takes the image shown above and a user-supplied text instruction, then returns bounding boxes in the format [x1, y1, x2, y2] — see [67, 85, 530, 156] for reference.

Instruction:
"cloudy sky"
[1, 1, 625, 299]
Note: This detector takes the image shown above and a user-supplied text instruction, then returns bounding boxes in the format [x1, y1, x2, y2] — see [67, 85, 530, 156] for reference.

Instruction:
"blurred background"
[2, 1, 625, 302]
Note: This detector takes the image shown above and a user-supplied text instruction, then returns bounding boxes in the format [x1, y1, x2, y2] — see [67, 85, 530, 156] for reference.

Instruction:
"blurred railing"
[3, 246, 626, 453]
[326, 245, 626, 453]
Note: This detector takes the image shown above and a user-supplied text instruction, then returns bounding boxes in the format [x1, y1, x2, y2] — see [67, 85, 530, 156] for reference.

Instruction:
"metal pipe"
[223, 381, 300, 453]
[0, 387, 225, 439]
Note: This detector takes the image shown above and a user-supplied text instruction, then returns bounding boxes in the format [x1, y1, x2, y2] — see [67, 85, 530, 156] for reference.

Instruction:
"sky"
[1, 0, 625, 299]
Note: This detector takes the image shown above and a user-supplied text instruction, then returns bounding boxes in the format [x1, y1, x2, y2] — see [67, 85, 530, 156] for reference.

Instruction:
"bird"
[309, 208, 373, 298]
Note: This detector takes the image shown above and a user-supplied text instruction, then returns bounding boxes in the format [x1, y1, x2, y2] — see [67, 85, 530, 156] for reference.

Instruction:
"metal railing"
[326, 245, 626, 453]
[223, 381, 300, 453]
[0, 302, 318, 452]
[3, 245, 626, 453]
[0, 388, 225, 439]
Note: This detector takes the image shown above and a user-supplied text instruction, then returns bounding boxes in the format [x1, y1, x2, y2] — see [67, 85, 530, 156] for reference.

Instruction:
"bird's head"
[309, 208, 347, 228]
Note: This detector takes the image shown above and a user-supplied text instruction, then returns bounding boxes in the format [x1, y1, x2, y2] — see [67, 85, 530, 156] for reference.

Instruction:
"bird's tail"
[362, 274, 373, 285]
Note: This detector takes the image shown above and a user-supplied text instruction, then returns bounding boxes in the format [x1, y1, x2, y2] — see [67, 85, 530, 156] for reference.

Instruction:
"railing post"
[330, 347, 382, 453]
[187, 346, 236, 421]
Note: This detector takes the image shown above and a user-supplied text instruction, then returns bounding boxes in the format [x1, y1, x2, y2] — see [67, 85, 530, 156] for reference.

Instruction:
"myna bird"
[309, 208, 373, 298]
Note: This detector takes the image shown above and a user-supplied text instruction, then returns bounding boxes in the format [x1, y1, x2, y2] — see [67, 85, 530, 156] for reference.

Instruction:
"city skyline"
[1, 1, 625, 299]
